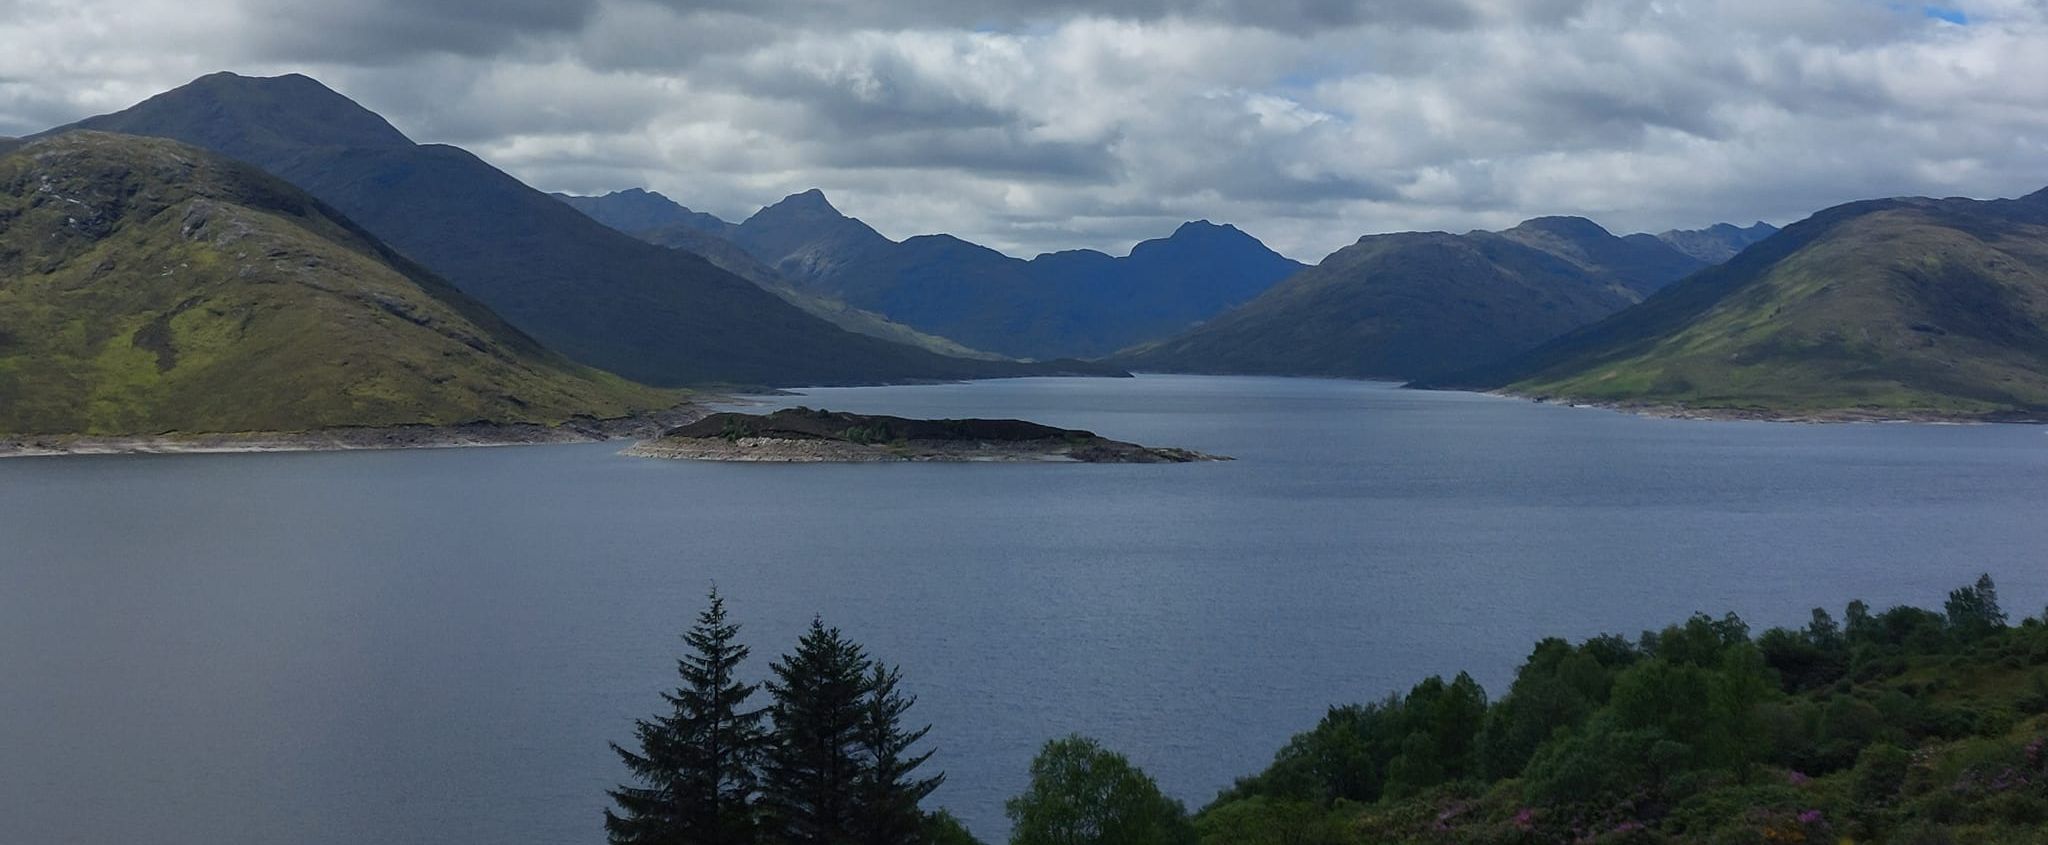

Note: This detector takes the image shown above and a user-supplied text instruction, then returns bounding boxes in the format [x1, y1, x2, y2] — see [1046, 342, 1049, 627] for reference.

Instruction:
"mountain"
[0, 132, 673, 435]
[1502, 216, 1707, 297]
[1644, 221, 1779, 263]
[1118, 217, 1707, 381]
[633, 221, 1009, 361]
[1432, 188, 2048, 419]
[552, 188, 734, 237]
[52, 72, 1098, 387]
[729, 190, 1307, 359]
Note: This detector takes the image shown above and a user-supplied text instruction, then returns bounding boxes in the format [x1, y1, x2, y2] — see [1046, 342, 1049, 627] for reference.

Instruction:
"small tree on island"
[606, 588, 769, 845]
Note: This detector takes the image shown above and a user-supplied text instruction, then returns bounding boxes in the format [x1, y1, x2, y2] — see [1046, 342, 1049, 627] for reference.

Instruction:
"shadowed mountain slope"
[729, 190, 1306, 359]
[1119, 217, 1707, 380]
[0, 132, 674, 435]
[53, 72, 1102, 386]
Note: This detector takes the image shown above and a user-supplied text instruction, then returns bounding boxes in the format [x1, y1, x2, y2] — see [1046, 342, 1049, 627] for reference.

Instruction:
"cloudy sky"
[2, 0, 2045, 260]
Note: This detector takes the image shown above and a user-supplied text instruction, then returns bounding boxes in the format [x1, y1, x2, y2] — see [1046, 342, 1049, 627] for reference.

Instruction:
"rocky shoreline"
[627, 408, 1227, 463]
[0, 405, 709, 459]
[1505, 393, 2047, 424]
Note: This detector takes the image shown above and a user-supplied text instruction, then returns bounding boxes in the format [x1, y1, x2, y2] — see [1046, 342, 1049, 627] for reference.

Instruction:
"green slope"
[0, 132, 674, 436]
[54, 72, 1109, 387]
[1439, 188, 2048, 418]
[1119, 218, 1703, 381]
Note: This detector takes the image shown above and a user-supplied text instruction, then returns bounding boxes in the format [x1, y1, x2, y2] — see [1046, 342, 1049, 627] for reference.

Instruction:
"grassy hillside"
[1118, 220, 1698, 381]
[55, 72, 1091, 387]
[0, 132, 674, 435]
[1439, 189, 2048, 419]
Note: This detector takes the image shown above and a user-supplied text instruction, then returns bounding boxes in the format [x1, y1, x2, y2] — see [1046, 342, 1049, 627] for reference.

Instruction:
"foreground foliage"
[1187, 573, 2048, 843]
[610, 591, 947, 845]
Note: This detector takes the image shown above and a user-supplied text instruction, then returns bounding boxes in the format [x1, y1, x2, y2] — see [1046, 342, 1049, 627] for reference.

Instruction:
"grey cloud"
[243, 0, 599, 62]
[5, 0, 2047, 260]
[653, 0, 1483, 34]
[811, 128, 1120, 181]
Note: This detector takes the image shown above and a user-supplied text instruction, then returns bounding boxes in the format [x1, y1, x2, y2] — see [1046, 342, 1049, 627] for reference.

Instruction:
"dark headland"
[626, 408, 1227, 463]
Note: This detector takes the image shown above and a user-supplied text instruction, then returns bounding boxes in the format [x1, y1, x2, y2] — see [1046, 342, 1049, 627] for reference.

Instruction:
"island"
[624, 408, 1227, 463]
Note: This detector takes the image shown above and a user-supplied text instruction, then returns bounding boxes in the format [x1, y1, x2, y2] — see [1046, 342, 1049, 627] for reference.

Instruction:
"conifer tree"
[607, 588, 769, 845]
[763, 618, 872, 845]
[853, 663, 946, 845]
[1946, 573, 2008, 640]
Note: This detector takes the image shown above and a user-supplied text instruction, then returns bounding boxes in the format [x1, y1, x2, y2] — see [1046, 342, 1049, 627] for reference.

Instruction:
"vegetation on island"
[630, 407, 1223, 463]
[619, 575, 2048, 845]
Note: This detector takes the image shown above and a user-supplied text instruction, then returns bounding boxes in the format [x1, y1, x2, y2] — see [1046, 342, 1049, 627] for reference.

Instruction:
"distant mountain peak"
[1509, 215, 1617, 240]
[1169, 219, 1245, 239]
[774, 188, 841, 215]
[62, 70, 414, 151]
[555, 187, 733, 236]
[1653, 220, 1781, 264]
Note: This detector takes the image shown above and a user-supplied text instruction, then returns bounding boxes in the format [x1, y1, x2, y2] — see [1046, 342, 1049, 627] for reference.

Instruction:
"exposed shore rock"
[626, 408, 1227, 463]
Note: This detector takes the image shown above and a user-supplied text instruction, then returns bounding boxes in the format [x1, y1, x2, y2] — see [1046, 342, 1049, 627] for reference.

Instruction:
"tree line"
[606, 590, 963, 845]
[616, 574, 2048, 844]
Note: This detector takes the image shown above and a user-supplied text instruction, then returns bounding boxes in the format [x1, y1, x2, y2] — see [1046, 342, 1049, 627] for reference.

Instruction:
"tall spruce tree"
[606, 588, 769, 845]
[764, 619, 872, 845]
[854, 664, 946, 845]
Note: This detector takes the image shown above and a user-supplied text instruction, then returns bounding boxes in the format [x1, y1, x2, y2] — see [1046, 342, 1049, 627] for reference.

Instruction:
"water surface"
[3, 376, 2045, 843]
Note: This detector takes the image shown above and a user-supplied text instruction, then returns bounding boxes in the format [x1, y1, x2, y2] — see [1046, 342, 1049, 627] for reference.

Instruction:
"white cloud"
[3, 0, 2046, 260]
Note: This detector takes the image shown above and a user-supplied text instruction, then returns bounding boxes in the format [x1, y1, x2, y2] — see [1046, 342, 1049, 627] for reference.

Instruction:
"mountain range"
[1434, 188, 2048, 419]
[564, 187, 1306, 361]
[0, 132, 671, 435]
[1117, 216, 1719, 380]
[560, 190, 1010, 360]
[1643, 221, 1779, 263]
[10, 69, 2041, 433]
[50, 72, 1109, 387]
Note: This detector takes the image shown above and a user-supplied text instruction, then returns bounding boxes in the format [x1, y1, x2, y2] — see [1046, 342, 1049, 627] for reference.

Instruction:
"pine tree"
[606, 588, 769, 845]
[763, 618, 872, 845]
[853, 664, 945, 845]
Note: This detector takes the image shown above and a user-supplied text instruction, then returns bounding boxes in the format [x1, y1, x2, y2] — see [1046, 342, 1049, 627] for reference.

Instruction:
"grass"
[1498, 201, 2048, 417]
[0, 132, 678, 436]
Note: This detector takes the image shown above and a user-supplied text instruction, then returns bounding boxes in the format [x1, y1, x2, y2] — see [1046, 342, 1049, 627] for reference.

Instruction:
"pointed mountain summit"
[728, 195, 1305, 359]
[1436, 187, 2048, 418]
[0, 132, 670, 435]
[53, 72, 1088, 386]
